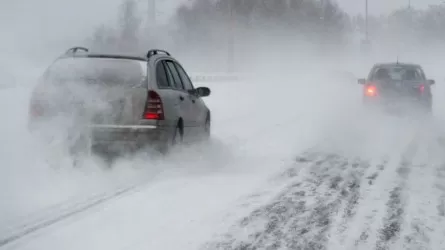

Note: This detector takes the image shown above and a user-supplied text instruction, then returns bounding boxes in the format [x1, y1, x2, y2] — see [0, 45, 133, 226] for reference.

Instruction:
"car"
[357, 62, 435, 115]
[28, 47, 212, 161]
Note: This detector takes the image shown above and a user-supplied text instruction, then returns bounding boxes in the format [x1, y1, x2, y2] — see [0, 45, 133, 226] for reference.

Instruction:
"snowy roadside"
[0, 71, 329, 249]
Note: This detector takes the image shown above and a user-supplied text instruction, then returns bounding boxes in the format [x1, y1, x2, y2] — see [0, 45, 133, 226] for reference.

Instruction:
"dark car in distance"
[358, 62, 435, 115]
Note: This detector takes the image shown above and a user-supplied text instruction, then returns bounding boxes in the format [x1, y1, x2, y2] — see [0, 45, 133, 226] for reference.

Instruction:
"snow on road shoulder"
[5, 66, 445, 250]
[0, 70, 331, 250]
[1, 148, 297, 250]
[199, 116, 445, 250]
[0, 76, 310, 249]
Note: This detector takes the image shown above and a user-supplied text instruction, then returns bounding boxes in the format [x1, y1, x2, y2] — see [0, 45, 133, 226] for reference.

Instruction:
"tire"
[203, 115, 211, 139]
[159, 123, 182, 155]
[171, 125, 183, 146]
[69, 133, 92, 167]
[424, 104, 433, 117]
[417, 100, 433, 116]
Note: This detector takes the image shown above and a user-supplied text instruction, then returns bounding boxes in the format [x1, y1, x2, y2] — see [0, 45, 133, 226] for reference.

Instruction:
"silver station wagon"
[28, 47, 212, 160]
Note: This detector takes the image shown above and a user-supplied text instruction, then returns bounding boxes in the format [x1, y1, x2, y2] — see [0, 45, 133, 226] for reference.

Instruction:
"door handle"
[179, 96, 184, 101]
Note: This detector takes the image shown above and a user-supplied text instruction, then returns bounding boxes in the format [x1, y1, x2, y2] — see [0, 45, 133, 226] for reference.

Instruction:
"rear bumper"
[363, 97, 432, 113]
[87, 124, 170, 151]
[363, 95, 431, 106]
[28, 122, 172, 153]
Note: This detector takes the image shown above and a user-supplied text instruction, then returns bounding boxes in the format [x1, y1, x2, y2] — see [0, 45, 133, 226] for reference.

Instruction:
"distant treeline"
[85, 0, 445, 59]
[86, 0, 348, 53]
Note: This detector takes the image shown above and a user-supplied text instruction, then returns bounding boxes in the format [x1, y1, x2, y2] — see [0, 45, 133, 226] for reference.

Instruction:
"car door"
[174, 62, 208, 135]
[153, 60, 180, 128]
[163, 60, 194, 139]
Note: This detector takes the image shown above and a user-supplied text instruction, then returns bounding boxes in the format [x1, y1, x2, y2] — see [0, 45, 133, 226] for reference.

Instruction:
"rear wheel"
[423, 103, 433, 117]
[417, 99, 433, 115]
[69, 133, 92, 167]
[159, 123, 183, 154]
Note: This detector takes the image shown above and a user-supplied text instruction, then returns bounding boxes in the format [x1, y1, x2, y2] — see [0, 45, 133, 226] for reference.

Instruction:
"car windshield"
[372, 66, 424, 81]
[44, 57, 147, 87]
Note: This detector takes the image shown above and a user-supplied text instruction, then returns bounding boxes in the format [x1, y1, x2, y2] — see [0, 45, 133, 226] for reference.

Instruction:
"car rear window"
[371, 66, 424, 81]
[44, 57, 147, 87]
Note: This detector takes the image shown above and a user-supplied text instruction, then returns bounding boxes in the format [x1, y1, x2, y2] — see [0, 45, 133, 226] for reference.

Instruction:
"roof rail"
[64, 47, 89, 56]
[146, 49, 171, 59]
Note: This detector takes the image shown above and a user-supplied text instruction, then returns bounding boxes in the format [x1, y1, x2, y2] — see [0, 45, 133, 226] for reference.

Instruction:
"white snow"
[3, 6, 445, 246]
[2, 56, 445, 249]
[0, 72, 321, 250]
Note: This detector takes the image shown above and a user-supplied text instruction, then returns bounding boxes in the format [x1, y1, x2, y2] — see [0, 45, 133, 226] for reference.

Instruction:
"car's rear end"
[361, 64, 433, 115]
[28, 54, 170, 159]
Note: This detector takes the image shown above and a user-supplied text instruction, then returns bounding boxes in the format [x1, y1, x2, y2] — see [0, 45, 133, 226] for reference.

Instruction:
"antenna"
[396, 56, 399, 64]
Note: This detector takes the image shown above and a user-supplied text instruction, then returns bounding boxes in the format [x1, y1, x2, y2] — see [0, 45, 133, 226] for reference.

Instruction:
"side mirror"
[190, 87, 211, 97]
[358, 78, 366, 85]
[197, 87, 211, 97]
[428, 79, 435, 85]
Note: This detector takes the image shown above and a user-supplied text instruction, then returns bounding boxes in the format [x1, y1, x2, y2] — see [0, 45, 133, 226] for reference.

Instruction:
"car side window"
[165, 61, 185, 90]
[370, 68, 379, 81]
[368, 67, 377, 80]
[156, 61, 170, 88]
[162, 61, 176, 88]
[416, 68, 426, 80]
[174, 63, 194, 91]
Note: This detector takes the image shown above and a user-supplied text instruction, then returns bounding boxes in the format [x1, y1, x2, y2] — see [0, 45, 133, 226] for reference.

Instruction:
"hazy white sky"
[2, 0, 441, 39]
[0, 0, 178, 58]
[336, 0, 440, 15]
[1, 0, 442, 37]
[0, 0, 442, 59]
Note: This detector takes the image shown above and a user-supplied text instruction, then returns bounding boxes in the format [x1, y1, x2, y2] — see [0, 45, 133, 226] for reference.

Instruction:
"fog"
[338, 0, 439, 15]
[2, 0, 445, 249]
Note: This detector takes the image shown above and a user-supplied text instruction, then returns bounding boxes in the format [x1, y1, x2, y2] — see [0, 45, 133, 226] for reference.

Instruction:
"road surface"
[2, 73, 445, 250]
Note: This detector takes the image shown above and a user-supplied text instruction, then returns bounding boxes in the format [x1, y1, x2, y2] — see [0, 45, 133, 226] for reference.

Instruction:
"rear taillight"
[365, 85, 377, 97]
[29, 104, 44, 117]
[419, 84, 425, 93]
[143, 90, 164, 120]
[29, 96, 45, 118]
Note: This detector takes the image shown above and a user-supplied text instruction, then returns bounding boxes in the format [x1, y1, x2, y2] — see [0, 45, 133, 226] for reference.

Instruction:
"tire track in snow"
[293, 157, 369, 250]
[400, 133, 445, 250]
[433, 134, 445, 248]
[374, 131, 420, 250]
[436, 164, 445, 219]
[204, 120, 445, 250]
[366, 159, 389, 186]
[201, 152, 337, 250]
[275, 155, 368, 249]
[216, 150, 323, 227]
[203, 152, 372, 250]
[433, 162, 445, 249]
[1, 97, 305, 249]
[327, 157, 388, 248]
[346, 157, 397, 250]
[0, 173, 162, 248]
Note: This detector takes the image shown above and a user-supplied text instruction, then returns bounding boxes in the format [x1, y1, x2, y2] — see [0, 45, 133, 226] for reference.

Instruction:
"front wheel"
[203, 116, 211, 139]
[172, 125, 183, 146]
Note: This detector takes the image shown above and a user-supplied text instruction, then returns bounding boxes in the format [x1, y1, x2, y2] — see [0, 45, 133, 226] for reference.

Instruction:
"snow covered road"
[205, 121, 445, 250]
[3, 72, 445, 250]
[0, 76, 321, 250]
